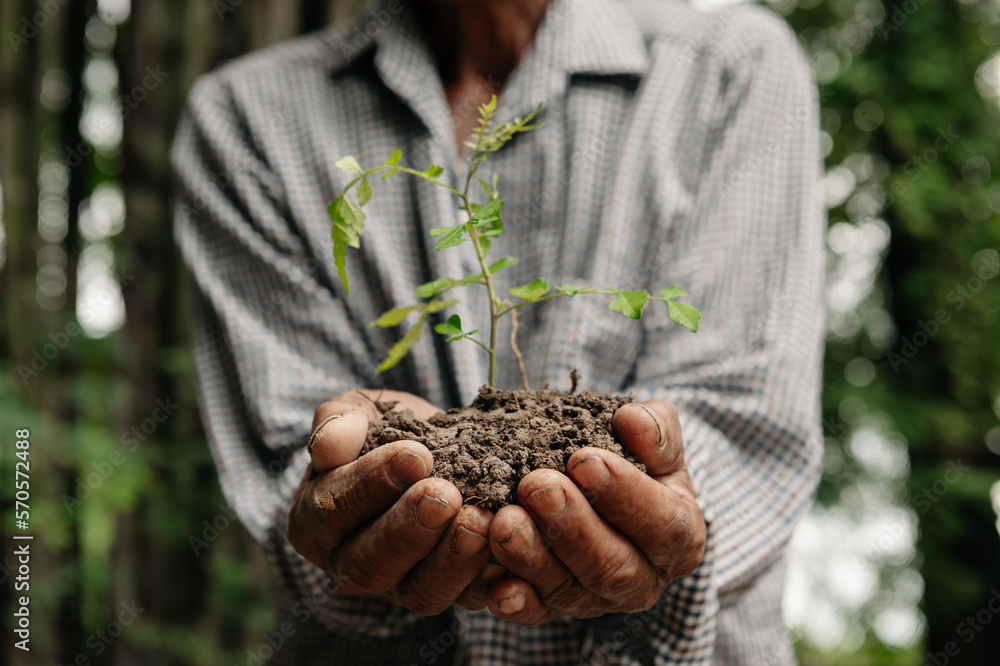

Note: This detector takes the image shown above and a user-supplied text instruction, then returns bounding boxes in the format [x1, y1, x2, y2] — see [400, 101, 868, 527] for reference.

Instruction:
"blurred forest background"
[1, 0, 999, 664]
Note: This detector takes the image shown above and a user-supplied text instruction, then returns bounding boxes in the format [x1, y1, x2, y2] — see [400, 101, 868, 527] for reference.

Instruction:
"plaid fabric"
[171, 0, 825, 663]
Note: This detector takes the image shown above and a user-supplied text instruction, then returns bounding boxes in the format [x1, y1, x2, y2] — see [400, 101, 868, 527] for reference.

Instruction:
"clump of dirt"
[361, 384, 643, 510]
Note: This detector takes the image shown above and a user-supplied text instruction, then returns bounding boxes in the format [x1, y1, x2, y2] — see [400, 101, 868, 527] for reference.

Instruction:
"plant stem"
[460, 142, 501, 386]
[395, 167, 464, 197]
[497, 288, 618, 317]
[461, 197, 500, 386]
[509, 307, 530, 390]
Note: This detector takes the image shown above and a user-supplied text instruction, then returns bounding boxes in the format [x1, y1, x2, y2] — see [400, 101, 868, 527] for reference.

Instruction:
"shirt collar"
[560, 0, 650, 77]
[324, 0, 649, 152]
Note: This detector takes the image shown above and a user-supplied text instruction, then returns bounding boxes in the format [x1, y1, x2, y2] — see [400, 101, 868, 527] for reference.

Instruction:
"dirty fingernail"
[387, 450, 427, 487]
[454, 526, 489, 555]
[526, 485, 567, 517]
[571, 456, 611, 492]
[414, 494, 457, 529]
[499, 522, 535, 554]
[637, 403, 665, 448]
[496, 592, 526, 613]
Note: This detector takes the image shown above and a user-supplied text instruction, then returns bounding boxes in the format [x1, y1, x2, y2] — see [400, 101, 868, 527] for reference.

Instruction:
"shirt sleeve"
[615, 6, 825, 656]
[171, 72, 429, 639]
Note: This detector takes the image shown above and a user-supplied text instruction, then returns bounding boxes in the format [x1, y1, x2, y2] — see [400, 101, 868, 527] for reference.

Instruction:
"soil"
[361, 380, 644, 510]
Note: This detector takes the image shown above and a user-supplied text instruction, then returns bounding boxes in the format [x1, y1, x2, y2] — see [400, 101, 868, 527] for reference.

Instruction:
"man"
[172, 0, 825, 663]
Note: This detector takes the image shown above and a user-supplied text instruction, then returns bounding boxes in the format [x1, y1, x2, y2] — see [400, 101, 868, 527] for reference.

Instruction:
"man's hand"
[485, 399, 706, 625]
[286, 390, 497, 615]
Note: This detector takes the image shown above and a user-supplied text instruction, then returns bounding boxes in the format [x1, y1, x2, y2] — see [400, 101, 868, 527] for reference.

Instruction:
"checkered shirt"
[172, 0, 825, 663]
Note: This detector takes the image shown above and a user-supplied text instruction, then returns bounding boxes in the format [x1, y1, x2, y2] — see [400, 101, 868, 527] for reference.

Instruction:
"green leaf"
[666, 300, 701, 333]
[367, 305, 418, 329]
[509, 278, 549, 301]
[415, 278, 456, 299]
[488, 257, 518, 273]
[335, 155, 364, 174]
[659, 286, 688, 301]
[429, 226, 455, 237]
[377, 315, 425, 373]
[447, 328, 480, 343]
[469, 199, 504, 225]
[328, 195, 367, 294]
[482, 229, 504, 237]
[426, 299, 459, 314]
[609, 289, 649, 319]
[478, 236, 491, 256]
[385, 150, 402, 166]
[434, 225, 467, 251]
[340, 199, 366, 234]
[332, 239, 349, 293]
[434, 314, 463, 336]
[357, 176, 373, 206]
[479, 178, 493, 198]
[557, 284, 581, 296]
[426, 164, 444, 179]
[435, 313, 480, 343]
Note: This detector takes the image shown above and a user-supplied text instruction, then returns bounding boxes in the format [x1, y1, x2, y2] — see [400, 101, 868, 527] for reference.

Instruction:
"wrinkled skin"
[287, 389, 706, 624]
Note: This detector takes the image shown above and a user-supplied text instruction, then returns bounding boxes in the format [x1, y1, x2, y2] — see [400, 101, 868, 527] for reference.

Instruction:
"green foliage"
[665, 300, 701, 333]
[433, 314, 481, 343]
[12, 3, 1000, 663]
[463, 97, 543, 175]
[609, 289, 649, 320]
[373, 297, 461, 371]
[509, 278, 550, 301]
[780, 0, 1000, 659]
[367, 305, 418, 329]
[329, 95, 701, 384]
[378, 310, 428, 373]
[433, 225, 468, 251]
[557, 284, 583, 296]
[487, 256, 518, 273]
[416, 277, 456, 299]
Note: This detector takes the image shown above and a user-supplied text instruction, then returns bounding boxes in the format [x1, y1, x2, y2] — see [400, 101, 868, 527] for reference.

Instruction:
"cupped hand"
[485, 399, 706, 625]
[286, 390, 498, 615]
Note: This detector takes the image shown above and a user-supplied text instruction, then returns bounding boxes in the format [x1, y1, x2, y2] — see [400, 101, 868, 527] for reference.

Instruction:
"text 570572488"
[13, 428, 32, 652]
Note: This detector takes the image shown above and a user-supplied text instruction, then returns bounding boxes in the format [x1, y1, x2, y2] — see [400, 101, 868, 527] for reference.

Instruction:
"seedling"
[329, 96, 700, 388]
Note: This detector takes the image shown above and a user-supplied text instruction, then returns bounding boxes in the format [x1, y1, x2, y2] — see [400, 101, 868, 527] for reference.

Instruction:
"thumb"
[611, 399, 684, 477]
[308, 406, 372, 473]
